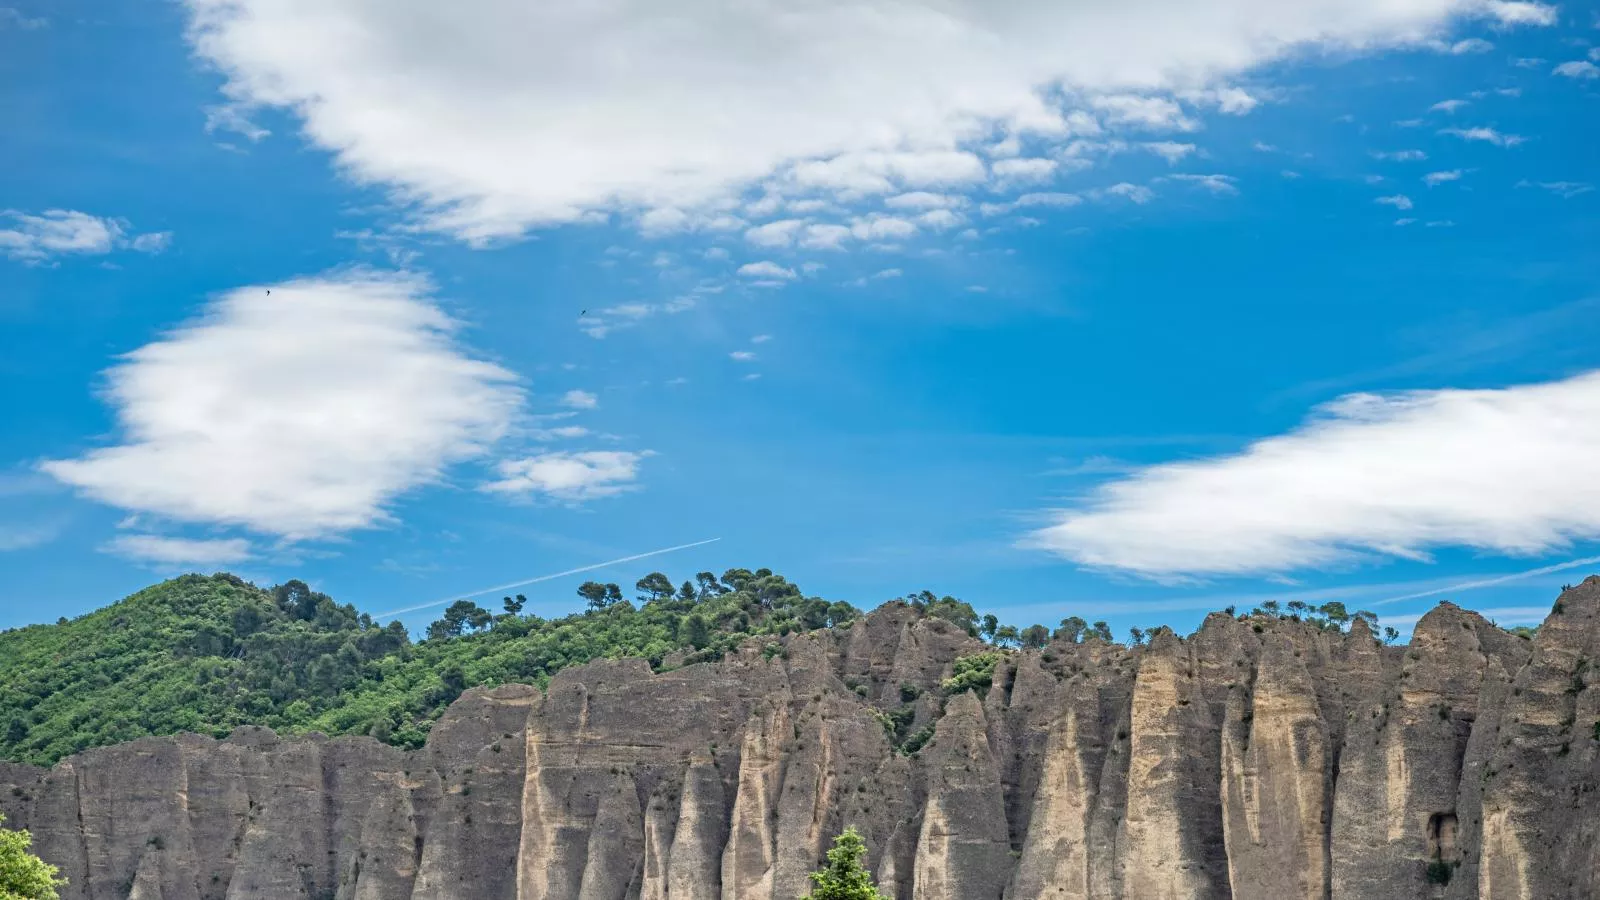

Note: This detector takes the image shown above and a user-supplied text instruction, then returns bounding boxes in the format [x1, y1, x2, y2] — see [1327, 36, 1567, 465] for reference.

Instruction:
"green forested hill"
[0, 567, 1417, 767]
[0, 568, 866, 766]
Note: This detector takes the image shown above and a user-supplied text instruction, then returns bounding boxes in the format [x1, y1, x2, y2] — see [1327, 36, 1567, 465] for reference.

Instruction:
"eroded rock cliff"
[6, 580, 1600, 899]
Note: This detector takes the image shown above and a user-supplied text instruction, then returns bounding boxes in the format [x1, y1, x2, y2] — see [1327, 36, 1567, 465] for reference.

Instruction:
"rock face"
[6, 583, 1600, 899]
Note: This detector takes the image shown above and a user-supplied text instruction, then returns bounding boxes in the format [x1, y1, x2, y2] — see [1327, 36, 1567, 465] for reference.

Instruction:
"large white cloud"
[184, 0, 1550, 241]
[1027, 371, 1600, 579]
[42, 270, 523, 540]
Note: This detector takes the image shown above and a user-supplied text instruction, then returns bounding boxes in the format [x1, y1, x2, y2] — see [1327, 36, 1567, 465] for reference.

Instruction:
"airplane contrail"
[374, 538, 721, 618]
[1372, 554, 1600, 607]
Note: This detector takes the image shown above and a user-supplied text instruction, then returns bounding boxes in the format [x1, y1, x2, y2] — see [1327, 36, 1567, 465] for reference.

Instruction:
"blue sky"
[2, 0, 1598, 640]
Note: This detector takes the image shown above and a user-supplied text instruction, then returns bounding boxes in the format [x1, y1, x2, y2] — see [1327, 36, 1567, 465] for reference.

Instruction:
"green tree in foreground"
[801, 827, 888, 900]
[0, 814, 65, 900]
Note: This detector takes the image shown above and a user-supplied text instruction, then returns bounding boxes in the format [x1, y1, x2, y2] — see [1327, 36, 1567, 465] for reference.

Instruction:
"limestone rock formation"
[5, 582, 1600, 899]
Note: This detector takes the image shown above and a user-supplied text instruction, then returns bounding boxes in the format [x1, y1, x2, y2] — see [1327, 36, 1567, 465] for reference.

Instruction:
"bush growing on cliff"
[801, 827, 889, 900]
[941, 651, 1002, 697]
[0, 813, 65, 900]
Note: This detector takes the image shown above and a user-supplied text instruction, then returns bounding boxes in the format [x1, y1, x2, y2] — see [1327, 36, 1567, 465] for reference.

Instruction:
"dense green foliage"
[0, 814, 64, 900]
[940, 651, 1002, 697]
[0, 568, 857, 765]
[801, 827, 889, 900]
[0, 565, 1429, 767]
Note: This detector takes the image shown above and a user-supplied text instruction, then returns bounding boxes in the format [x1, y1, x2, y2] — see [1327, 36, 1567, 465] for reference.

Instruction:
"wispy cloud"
[1, 210, 170, 263]
[1440, 126, 1526, 147]
[104, 534, 254, 566]
[1553, 60, 1600, 80]
[0, 7, 47, 28]
[482, 450, 649, 501]
[1373, 149, 1427, 161]
[1026, 370, 1600, 579]
[1429, 99, 1470, 113]
[737, 260, 797, 279]
[1375, 194, 1414, 210]
[560, 389, 598, 409]
[1519, 180, 1593, 199]
[0, 521, 63, 552]
[1166, 173, 1238, 195]
[1100, 182, 1156, 204]
[1483, 1, 1558, 27]
[1423, 169, 1464, 186]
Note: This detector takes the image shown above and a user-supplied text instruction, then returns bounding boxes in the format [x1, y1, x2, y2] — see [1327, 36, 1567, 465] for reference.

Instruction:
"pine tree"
[0, 813, 65, 900]
[801, 827, 888, 900]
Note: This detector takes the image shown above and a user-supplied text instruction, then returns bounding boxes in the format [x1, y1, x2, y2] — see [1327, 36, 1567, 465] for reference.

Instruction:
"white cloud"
[1102, 182, 1156, 204]
[850, 214, 919, 240]
[42, 270, 522, 540]
[745, 218, 806, 247]
[530, 425, 590, 441]
[0, 7, 48, 29]
[982, 191, 1084, 216]
[1394, 217, 1417, 225]
[703, 246, 731, 260]
[991, 157, 1058, 184]
[1025, 370, 1600, 579]
[1143, 141, 1197, 164]
[874, 267, 903, 279]
[560, 389, 598, 409]
[0, 522, 62, 552]
[1441, 126, 1525, 146]
[1091, 95, 1197, 131]
[204, 103, 270, 142]
[105, 534, 254, 566]
[1439, 37, 1494, 53]
[1376, 194, 1415, 209]
[1182, 86, 1260, 115]
[916, 208, 965, 230]
[737, 260, 797, 279]
[1522, 180, 1593, 199]
[483, 450, 647, 501]
[1168, 173, 1238, 194]
[729, 350, 757, 361]
[181, 0, 1555, 241]
[751, 334, 773, 343]
[884, 192, 964, 210]
[801, 224, 854, 249]
[1373, 149, 1428, 161]
[1553, 60, 1600, 79]
[1430, 98, 1470, 113]
[130, 232, 173, 253]
[1511, 56, 1546, 68]
[1483, 1, 1557, 26]
[1424, 169, 1464, 186]
[1, 210, 171, 263]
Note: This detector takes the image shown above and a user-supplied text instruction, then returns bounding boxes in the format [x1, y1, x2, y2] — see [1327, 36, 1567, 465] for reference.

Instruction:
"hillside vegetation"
[0, 569, 861, 765]
[0, 568, 1420, 767]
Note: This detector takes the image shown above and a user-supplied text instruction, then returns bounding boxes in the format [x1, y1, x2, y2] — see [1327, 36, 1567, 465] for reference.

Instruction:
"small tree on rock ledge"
[801, 826, 889, 900]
